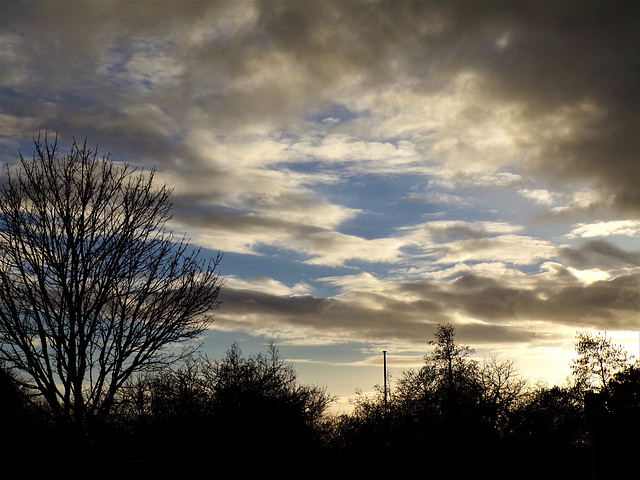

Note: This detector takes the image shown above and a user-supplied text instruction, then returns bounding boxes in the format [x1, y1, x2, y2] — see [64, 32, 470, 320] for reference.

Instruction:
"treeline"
[331, 327, 638, 479]
[1, 342, 330, 474]
[1, 327, 638, 479]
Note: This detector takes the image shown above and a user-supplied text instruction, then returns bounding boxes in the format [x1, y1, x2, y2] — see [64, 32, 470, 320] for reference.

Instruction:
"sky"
[1, 0, 639, 412]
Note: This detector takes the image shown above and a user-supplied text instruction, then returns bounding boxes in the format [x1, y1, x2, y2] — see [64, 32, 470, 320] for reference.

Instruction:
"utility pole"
[383, 350, 390, 448]
[383, 350, 388, 416]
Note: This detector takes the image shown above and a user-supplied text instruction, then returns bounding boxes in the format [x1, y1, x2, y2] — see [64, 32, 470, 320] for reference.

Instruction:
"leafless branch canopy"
[0, 133, 224, 429]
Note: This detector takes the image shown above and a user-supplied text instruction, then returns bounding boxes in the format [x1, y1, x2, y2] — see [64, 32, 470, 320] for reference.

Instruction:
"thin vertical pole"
[383, 350, 388, 416]
[383, 350, 389, 447]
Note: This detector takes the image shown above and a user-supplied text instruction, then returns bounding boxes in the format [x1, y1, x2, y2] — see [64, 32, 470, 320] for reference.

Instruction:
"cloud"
[4, 1, 637, 211]
[519, 189, 554, 207]
[224, 275, 314, 297]
[566, 220, 640, 239]
[398, 220, 557, 266]
[255, 0, 639, 211]
[559, 240, 640, 270]
[288, 134, 420, 171]
[433, 235, 558, 265]
[213, 263, 639, 348]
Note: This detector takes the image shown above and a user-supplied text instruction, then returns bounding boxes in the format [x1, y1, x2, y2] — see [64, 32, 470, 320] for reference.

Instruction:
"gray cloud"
[214, 266, 639, 348]
[560, 240, 640, 269]
[3, 1, 638, 212]
[251, 0, 639, 211]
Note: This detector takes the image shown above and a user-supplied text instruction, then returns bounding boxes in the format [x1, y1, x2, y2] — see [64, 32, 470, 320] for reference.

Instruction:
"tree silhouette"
[505, 384, 589, 479]
[426, 323, 478, 422]
[110, 343, 333, 473]
[480, 354, 528, 432]
[331, 324, 492, 477]
[329, 325, 614, 477]
[603, 365, 640, 478]
[202, 342, 332, 464]
[0, 364, 29, 456]
[571, 331, 634, 393]
[0, 133, 223, 439]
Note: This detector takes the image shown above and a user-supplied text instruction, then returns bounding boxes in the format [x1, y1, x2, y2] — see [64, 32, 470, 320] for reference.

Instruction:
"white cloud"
[301, 232, 406, 267]
[399, 220, 523, 245]
[549, 188, 606, 214]
[566, 220, 640, 238]
[519, 188, 554, 206]
[351, 71, 528, 178]
[288, 134, 420, 170]
[434, 234, 558, 265]
[224, 275, 313, 296]
[566, 267, 610, 285]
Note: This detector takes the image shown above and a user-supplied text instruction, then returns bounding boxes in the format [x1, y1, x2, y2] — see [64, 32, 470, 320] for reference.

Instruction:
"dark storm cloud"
[542, 273, 639, 328]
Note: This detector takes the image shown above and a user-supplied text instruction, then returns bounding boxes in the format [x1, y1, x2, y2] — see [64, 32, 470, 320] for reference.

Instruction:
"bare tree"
[0, 133, 223, 434]
[571, 331, 634, 393]
[480, 354, 527, 429]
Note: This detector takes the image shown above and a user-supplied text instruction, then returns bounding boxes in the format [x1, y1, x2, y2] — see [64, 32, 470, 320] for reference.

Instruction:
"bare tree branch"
[0, 132, 224, 432]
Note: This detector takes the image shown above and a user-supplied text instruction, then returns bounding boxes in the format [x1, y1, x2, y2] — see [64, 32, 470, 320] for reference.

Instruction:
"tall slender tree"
[0, 133, 224, 434]
[428, 323, 476, 396]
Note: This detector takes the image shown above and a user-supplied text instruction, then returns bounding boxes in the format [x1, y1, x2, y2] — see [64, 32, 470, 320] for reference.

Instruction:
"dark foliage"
[104, 343, 333, 476]
[595, 365, 640, 479]
[505, 385, 590, 479]
[322, 327, 636, 480]
[1, 328, 637, 480]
